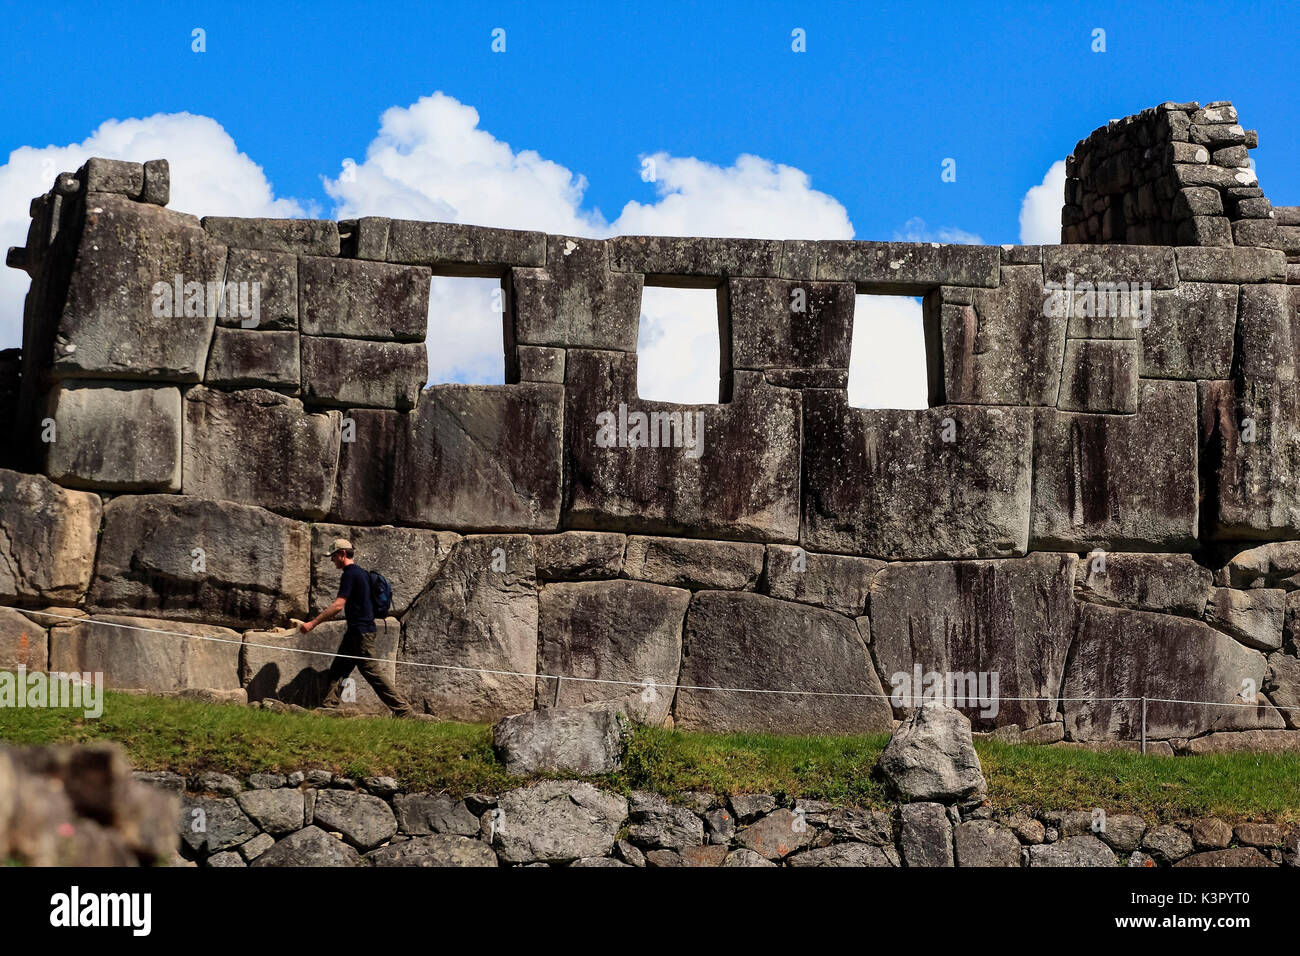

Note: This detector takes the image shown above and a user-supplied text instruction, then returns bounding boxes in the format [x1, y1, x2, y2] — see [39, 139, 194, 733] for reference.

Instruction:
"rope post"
[1140, 696, 1147, 755]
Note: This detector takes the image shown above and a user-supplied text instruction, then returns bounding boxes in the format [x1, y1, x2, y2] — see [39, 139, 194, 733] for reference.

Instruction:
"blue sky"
[2, 0, 1298, 398]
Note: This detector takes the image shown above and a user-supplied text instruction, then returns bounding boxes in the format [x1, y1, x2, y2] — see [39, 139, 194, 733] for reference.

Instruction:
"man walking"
[299, 538, 418, 718]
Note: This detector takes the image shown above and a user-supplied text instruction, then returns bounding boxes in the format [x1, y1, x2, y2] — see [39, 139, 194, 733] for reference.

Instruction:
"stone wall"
[4, 101, 1300, 746]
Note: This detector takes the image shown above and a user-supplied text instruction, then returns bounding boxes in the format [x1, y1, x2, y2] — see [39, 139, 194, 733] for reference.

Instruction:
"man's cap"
[324, 538, 353, 557]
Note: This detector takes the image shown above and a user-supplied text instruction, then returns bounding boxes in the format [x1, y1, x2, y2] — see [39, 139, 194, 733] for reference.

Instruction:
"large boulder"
[240, 618, 400, 714]
[44, 382, 182, 491]
[1074, 552, 1212, 617]
[491, 781, 628, 864]
[877, 705, 987, 802]
[313, 790, 397, 851]
[1027, 835, 1117, 867]
[0, 469, 101, 606]
[953, 820, 1023, 867]
[674, 591, 893, 735]
[870, 554, 1077, 730]
[181, 386, 341, 520]
[49, 614, 241, 692]
[88, 494, 310, 629]
[52, 195, 226, 382]
[492, 704, 631, 775]
[802, 396, 1032, 560]
[1205, 587, 1285, 651]
[309, 524, 459, 616]
[536, 579, 688, 724]
[250, 826, 362, 867]
[397, 535, 537, 721]
[1064, 603, 1284, 740]
[1217, 541, 1300, 590]
[394, 384, 563, 532]
[898, 802, 955, 867]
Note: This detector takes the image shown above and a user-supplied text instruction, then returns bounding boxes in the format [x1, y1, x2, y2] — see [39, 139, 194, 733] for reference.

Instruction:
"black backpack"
[368, 569, 393, 618]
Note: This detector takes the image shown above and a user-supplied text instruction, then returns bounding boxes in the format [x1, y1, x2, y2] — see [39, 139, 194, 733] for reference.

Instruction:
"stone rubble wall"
[2, 101, 1300, 745]
[136, 766, 1297, 868]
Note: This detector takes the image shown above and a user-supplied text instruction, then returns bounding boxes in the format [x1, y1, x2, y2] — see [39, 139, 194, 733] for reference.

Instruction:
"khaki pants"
[321, 626, 415, 717]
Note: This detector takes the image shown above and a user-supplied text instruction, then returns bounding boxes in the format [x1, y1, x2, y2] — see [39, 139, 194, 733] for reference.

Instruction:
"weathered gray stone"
[395, 385, 563, 532]
[787, 842, 895, 867]
[1175, 246, 1286, 283]
[763, 546, 884, 617]
[206, 850, 246, 867]
[81, 158, 143, 197]
[204, 328, 300, 390]
[513, 235, 641, 351]
[1031, 381, 1198, 550]
[1096, 814, 1146, 853]
[733, 809, 815, 860]
[1044, 245, 1177, 290]
[1140, 283, 1237, 379]
[216, 248, 297, 330]
[49, 614, 240, 693]
[493, 704, 630, 775]
[1191, 818, 1234, 849]
[398, 535, 537, 722]
[899, 803, 954, 867]
[313, 790, 397, 850]
[675, 591, 893, 735]
[516, 345, 565, 383]
[393, 793, 479, 836]
[235, 788, 304, 836]
[536, 579, 687, 724]
[0, 607, 48, 671]
[250, 826, 362, 866]
[565, 352, 801, 542]
[386, 219, 544, 269]
[1235, 822, 1286, 847]
[1178, 729, 1300, 754]
[491, 781, 627, 864]
[1265, 652, 1300, 729]
[328, 408, 402, 524]
[803, 397, 1032, 560]
[627, 804, 705, 851]
[0, 470, 101, 606]
[703, 807, 735, 844]
[621, 536, 763, 590]
[140, 159, 169, 205]
[366, 834, 498, 867]
[182, 387, 341, 519]
[533, 532, 626, 581]
[298, 255, 429, 341]
[941, 266, 1066, 405]
[179, 796, 259, 853]
[1143, 825, 1194, 864]
[241, 618, 399, 715]
[55, 196, 226, 381]
[247, 772, 286, 790]
[954, 820, 1022, 866]
[202, 217, 339, 256]
[609, 236, 782, 278]
[877, 705, 988, 801]
[310, 524, 458, 616]
[1058, 339, 1139, 413]
[300, 336, 426, 411]
[44, 382, 182, 491]
[89, 494, 310, 628]
[238, 832, 276, 861]
[729, 793, 777, 822]
[1219, 542, 1300, 590]
[1028, 834, 1117, 867]
[1075, 552, 1212, 617]
[722, 848, 778, 867]
[190, 770, 242, 796]
[815, 241, 1000, 290]
[729, 278, 854, 370]
[872, 554, 1076, 730]
[1206, 588, 1285, 651]
[1066, 603, 1283, 740]
[1176, 847, 1276, 867]
[614, 839, 646, 866]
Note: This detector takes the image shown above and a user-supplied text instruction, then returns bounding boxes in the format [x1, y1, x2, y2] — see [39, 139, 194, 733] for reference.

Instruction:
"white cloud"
[893, 216, 984, 245]
[1019, 159, 1066, 244]
[848, 295, 929, 410]
[0, 113, 306, 350]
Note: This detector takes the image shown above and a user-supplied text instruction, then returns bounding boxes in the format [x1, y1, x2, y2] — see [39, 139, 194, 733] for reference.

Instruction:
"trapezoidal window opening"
[425, 274, 507, 387]
[847, 293, 931, 409]
[636, 281, 726, 404]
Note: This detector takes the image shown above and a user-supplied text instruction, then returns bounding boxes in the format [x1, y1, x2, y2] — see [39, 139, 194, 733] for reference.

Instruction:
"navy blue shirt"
[337, 563, 376, 632]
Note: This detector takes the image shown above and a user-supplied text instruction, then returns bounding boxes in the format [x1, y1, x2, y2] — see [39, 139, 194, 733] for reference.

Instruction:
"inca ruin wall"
[3, 100, 1300, 748]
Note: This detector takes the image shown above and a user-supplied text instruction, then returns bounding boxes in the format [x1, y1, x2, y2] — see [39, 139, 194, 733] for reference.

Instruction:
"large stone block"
[241, 618, 400, 714]
[88, 495, 310, 628]
[397, 535, 537, 721]
[215, 248, 297, 331]
[513, 236, 642, 351]
[329, 408, 403, 524]
[621, 536, 764, 590]
[308, 523, 459, 616]
[1063, 603, 1284, 740]
[941, 266, 1066, 405]
[299, 337, 425, 410]
[802, 394, 1032, 560]
[728, 278, 854, 371]
[204, 328, 300, 391]
[1205, 588, 1285, 651]
[763, 546, 885, 617]
[1057, 339, 1139, 413]
[1075, 553, 1212, 617]
[0, 606, 48, 670]
[814, 241, 1000, 291]
[674, 591, 893, 735]
[1217, 541, 1300, 590]
[536, 580, 688, 724]
[298, 256, 430, 341]
[1043, 245, 1177, 290]
[1175, 247, 1286, 283]
[0, 469, 101, 606]
[54, 196, 226, 381]
[385, 220, 545, 271]
[1139, 283, 1237, 379]
[870, 554, 1078, 730]
[565, 351, 800, 542]
[608, 236, 782, 278]
[1030, 381, 1198, 550]
[533, 532, 626, 581]
[201, 217, 340, 256]
[50, 614, 241, 692]
[182, 386, 341, 520]
[394, 384, 563, 531]
[44, 382, 182, 491]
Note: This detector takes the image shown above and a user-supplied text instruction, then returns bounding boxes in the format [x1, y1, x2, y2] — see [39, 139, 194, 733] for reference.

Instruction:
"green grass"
[2, 690, 1299, 825]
